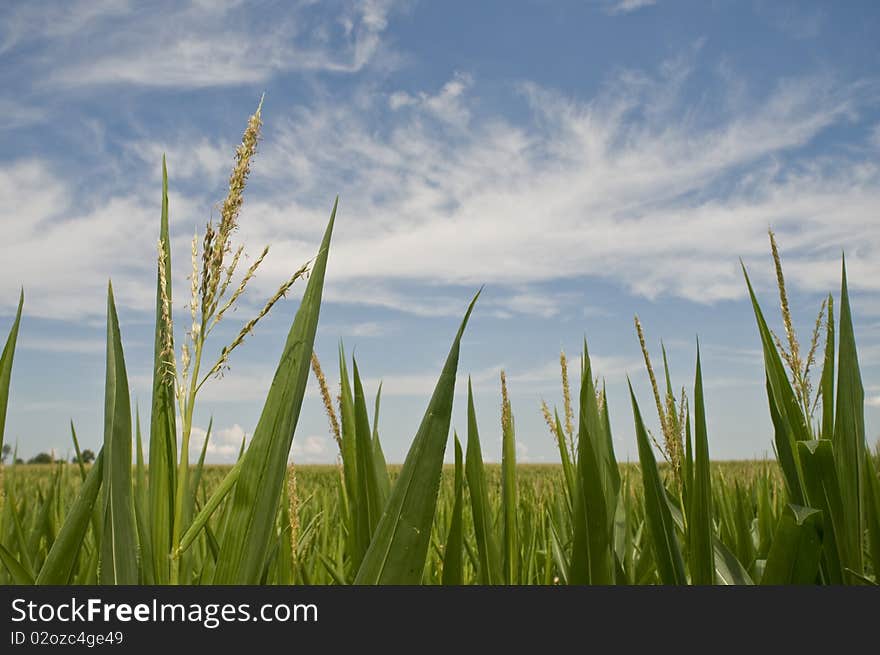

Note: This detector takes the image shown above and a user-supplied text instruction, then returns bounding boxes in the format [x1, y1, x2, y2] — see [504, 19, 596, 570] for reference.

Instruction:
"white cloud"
[389, 91, 417, 110]
[1, 0, 401, 89]
[0, 99, 49, 130]
[127, 138, 234, 187]
[189, 423, 249, 463]
[232, 64, 880, 311]
[604, 0, 657, 15]
[4, 55, 880, 328]
[493, 290, 572, 319]
[291, 434, 331, 463]
[337, 321, 392, 338]
[0, 161, 159, 319]
[388, 72, 474, 125]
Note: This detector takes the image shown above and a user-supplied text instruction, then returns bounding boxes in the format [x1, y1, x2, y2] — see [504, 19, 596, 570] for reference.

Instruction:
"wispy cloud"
[1, 0, 401, 89]
[389, 71, 474, 125]
[755, 1, 824, 40]
[0, 99, 49, 131]
[234, 59, 880, 311]
[603, 0, 657, 16]
[333, 321, 394, 338]
[3, 48, 879, 327]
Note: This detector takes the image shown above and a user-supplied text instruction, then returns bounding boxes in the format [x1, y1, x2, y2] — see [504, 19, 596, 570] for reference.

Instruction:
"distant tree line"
[0, 444, 95, 465]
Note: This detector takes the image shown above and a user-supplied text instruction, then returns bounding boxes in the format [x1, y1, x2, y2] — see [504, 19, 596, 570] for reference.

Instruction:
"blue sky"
[1, 0, 879, 464]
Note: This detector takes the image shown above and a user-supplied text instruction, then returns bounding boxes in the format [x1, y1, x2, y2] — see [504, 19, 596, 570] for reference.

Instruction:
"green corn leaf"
[0, 542, 33, 585]
[683, 408, 694, 516]
[135, 407, 147, 521]
[178, 418, 212, 585]
[100, 282, 139, 585]
[37, 450, 104, 584]
[570, 343, 615, 585]
[6, 485, 35, 578]
[613, 480, 631, 583]
[732, 482, 756, 570]
[832, 257, 864, 575]
[352, 358, 383, 565]
[548, 516, 570, 585]
[27, 470, 58, 555]
[761, 504, 823, 585]
[149, 156, 177, 585]
[372, 383, 391, 503]
[553, 411, 575, 519]
[712, 537, 754, 586]
[175, 457, 239, 556]
[338, 342, 358, 512]
[212, 199, 336, 584]
[442, 434, 464, 585]
[190, 418, 212, 501]
[629, 380, 686, 585]
[668, 493, 752, 584]
[69, 420, 87, 482]
[688, 343, 715, 585]
[465, 378, 501, 585]
[742, 264, 807, 504]
[134, 407, 154, 583]
[798, 439, 847, 584]
[863, 451, 880, 580]
[354, 291, 479, 584]
[0, 289, 23, 454]
[588, 343, 620, 523]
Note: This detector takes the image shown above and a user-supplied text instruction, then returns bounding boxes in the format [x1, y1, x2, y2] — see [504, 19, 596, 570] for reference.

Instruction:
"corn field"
[0, 104, 878, 586]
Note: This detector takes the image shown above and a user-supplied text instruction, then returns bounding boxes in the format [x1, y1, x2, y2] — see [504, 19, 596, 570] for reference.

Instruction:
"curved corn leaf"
[742, 264, 807, 504]
[0, 289, 23, 454]
[175, 458, 240, 556]
[668, 489, 753, 584]
[37, 450, 104, 584]
[761, 504, 823, 585]
[354, 291, 479, 584]
[100, 282, 138, 585]
[798, 439, 847, 583]
[629, 380, 686, 585]
[553, 411, 575, 520]
[212, 199, 336, 584]
[372, 383, 391, 503]
[0, 542, 33, 585]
